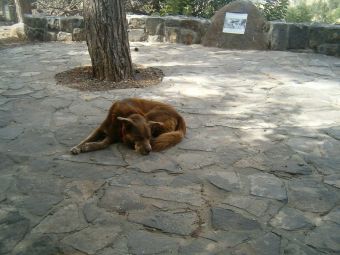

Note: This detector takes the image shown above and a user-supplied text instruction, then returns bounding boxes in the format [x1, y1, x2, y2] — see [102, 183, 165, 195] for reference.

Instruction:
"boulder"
[46, 31, 57, 41]
[57, 32, 72, 41]
[317, 43, 340, 57]
[309, 24, 340, 50]
[72, 28, 85, 41]
[288, 23, 309, 49]
[202, 0, 269, 50]
[9, 22, 27, 40]
[268, 22, 288, 50]
[25, 26, 46, 41]
[23, 15, 47, 29]
[128, 15, 147, 29]
[128, 28, 147, 42]
[59, 16, 84, 33]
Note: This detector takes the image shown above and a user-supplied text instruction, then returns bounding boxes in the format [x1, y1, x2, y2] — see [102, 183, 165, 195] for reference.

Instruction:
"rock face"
[202, 0, 269, 50]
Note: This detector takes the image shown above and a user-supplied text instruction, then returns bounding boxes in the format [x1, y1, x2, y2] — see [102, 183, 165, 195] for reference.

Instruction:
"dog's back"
[116, 98, 186, 151]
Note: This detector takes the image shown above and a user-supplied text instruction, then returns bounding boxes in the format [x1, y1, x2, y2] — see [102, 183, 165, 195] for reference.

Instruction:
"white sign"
[223, 12, 248, 34]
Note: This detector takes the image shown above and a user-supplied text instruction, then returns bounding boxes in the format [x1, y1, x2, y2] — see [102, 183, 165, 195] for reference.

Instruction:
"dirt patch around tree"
[55, 65, 164, 91]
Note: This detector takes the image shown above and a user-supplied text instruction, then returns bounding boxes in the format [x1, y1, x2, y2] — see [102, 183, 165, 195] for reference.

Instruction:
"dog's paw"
[70, 146, 81, 155]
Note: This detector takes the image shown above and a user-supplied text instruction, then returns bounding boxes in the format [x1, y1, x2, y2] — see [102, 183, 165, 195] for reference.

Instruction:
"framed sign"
[223, 12, 248, 34]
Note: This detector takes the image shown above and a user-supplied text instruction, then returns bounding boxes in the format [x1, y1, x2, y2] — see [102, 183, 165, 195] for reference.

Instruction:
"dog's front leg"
[77, 136, 112, 153]
[70, 126, 103, 154]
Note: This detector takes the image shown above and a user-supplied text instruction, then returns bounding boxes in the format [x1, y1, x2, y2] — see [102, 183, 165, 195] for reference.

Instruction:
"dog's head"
[118, 114, 162, 155]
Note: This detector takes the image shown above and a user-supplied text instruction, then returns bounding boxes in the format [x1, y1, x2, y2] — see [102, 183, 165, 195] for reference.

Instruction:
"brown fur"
[70, 98, 186, 155]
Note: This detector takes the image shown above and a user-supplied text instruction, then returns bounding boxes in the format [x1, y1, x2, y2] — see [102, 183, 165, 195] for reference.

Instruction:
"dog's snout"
[145, 146, 151, 154]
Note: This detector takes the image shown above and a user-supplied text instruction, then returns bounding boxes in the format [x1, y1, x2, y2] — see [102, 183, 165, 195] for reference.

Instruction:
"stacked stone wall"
[22, 14, 340, 56]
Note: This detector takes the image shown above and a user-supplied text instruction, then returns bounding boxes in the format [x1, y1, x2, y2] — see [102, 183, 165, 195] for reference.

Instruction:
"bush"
[257, 0, 289, 21]
[285, 0, 340, 24]
[159, 0, 234, 18]
[285, 1, 313, 22]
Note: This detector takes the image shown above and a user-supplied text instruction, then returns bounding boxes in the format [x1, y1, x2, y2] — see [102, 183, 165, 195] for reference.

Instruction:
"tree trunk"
[83, 0, 133, 82]
[14, 0, 31, 23]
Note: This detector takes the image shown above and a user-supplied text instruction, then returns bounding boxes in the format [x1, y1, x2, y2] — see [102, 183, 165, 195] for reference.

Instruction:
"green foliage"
[256, 0, 289, 21]
[285, 1, 313, 22]
[159, 0, 234, 18]
[285, 0, 340, 24]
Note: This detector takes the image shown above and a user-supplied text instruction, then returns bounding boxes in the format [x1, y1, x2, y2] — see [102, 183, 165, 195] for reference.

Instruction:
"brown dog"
[70, 98, 186, 155]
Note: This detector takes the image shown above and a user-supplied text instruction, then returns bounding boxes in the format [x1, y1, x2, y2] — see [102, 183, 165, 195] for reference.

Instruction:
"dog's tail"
[151, 115, 186, 152]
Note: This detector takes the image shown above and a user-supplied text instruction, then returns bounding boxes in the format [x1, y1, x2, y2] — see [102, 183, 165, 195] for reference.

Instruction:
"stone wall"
[22, 14, 211, 45]
[21, 14, 340, 56]
[269, 22, 340, 56]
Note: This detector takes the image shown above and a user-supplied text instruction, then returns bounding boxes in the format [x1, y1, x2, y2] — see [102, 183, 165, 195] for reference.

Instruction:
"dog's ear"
[117, 117, 134, 125]
[148, 121, 164, 128]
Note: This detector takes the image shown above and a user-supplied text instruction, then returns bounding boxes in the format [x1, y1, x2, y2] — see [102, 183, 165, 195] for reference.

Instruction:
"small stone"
[270, 207, 314, 230]
[13, 235, 59, 255]
[305, 222, 340, 253]
[233, 232, 281, 255]
[18, 193, 63, 216]
[127, 153, 182, 174]
[323, 206, 340, 225]
[324, 174, 340, 189]
[140, 185, 203, 207]
[287, 179, 337, 213]
[98, 187, 145, 213]
[179, 238, 218, 255]
[62, 225, 121, 255]
[200, 230, 250, 249]
[57, 32, 73, 41]
[175, 152, 219, 170]
[207, 171, 240, 192]
[222, 195, 270, 217]
[211, 207, 261, 231]
[0, 175, 13, 202]
[272, 154, 313, 175]
[0, 211, 30, 254]
[33, 204, 87, 234]
[127, 230, 179, 255]
[2, 89, 33, 96]
[282, 240, 320, 255]
[249, 173, 287, 201]
[324, 126, 340, 140]
[0, 126, 24, 140]
[128, 210, 198, 236]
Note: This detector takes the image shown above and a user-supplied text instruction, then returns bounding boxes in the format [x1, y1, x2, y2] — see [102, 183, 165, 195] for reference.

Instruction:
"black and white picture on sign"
[223, 12, 248, 34]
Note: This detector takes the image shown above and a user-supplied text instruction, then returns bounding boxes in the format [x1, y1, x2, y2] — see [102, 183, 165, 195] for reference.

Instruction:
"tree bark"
[83, 0, 133, 82]
[14, 0, 32, 23]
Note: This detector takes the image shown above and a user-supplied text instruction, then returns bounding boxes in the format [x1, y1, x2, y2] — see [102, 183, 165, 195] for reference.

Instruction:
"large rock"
[309, 24, 340, 50]
[202, 0, 269, 50]
[9, 22, 27, 40]
[288, 23, 309, 49]
[268, 22, 289, 50]
[317, 43, 340, 57]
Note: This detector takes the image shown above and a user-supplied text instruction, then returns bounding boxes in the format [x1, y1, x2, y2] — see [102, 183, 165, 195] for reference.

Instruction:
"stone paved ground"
[0, 41, 340, 255]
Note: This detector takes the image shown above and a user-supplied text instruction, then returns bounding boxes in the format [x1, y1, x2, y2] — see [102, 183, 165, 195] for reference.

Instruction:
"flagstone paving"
[0, 41, 340, 255]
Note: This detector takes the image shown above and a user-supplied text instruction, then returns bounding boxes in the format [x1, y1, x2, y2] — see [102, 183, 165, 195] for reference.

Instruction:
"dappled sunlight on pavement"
[0, 41, 340, 254]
